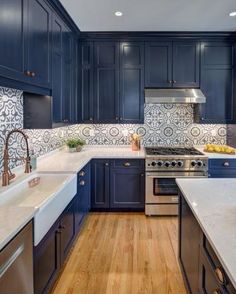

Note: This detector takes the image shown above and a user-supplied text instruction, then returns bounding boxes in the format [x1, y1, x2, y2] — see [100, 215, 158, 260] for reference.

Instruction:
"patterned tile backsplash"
[0, 86, 227, 171]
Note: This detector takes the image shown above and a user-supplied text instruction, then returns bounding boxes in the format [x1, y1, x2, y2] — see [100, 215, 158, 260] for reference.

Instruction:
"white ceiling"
[60, 0, 236, 32]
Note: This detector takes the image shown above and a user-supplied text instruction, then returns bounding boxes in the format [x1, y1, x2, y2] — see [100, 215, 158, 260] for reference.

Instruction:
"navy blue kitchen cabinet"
[78, 42, 94, 123]
[74, 163, 91, 231]
[195, 42, 236, 124]
[93, 42, 120, 123]
[145, 41, 200, 88]
[179, 192, 201, 294]
[34, 219, 61, 294]
[145, 42, 172, 88]
[120, 42, 144, 123]
[208, 159, 236, 178]
[91, 159, 145, 211]
[91, 159, 110, 210]
[0, 0, 27, 84]
[110, 159, 145, 209]
[78, 41, 145, 124]
[26, 0, 52, 89]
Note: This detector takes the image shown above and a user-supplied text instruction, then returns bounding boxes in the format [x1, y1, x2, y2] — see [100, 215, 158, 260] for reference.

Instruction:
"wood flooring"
[52, 213, 187, 294]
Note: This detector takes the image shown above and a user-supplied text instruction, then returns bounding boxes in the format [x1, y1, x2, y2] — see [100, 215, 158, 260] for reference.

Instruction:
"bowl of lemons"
[204, 144, 236, 155]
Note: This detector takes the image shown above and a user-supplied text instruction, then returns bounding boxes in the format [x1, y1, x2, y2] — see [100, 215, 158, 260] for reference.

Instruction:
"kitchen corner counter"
[37, 146, 145, 173]
[176, 178, 236, 289]
[0, 206, 36, 250]
[195, 146, 236, 159]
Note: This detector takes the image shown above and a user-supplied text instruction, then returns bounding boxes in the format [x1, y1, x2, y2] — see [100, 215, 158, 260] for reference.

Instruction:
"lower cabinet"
[91, 159, 145, 211]
[34, 164, 91, 294]
[208, 159, 236, 178]
[179, 193, 200, 294]
[179, 192, 236, 294]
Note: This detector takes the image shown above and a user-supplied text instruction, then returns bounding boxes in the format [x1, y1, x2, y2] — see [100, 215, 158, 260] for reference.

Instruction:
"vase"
[131, 140, 140, 151]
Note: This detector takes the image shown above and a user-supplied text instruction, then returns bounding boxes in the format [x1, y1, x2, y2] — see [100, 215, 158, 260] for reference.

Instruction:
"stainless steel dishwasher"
[0, 221, 34, 294]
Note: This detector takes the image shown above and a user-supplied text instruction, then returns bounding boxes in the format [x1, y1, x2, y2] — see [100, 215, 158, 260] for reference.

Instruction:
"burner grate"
[145, 147, 203, 156]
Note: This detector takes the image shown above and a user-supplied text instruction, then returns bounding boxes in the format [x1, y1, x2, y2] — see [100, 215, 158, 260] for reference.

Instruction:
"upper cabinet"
[26, 0, 52, 89]
[145, 41, 200, 88]
[93, 42, 119, 123]
[78, 40, 144, 124]
[195, 42, 236, 124]
[120, 42, 144, 123]
[0, 0, 52, 92]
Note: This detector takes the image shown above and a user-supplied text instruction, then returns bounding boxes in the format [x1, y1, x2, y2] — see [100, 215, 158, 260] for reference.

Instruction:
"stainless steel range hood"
[145, 89, 206, 104]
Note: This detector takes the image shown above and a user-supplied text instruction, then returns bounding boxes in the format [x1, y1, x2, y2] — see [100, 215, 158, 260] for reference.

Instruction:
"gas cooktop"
[145, 147, 204, 156]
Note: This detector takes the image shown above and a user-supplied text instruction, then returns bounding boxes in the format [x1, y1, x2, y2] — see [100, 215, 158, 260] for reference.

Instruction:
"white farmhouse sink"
[0, 172, 77, 245]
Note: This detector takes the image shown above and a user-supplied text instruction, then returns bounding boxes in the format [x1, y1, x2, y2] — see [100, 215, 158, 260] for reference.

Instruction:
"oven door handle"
[145, 172, 208, 178]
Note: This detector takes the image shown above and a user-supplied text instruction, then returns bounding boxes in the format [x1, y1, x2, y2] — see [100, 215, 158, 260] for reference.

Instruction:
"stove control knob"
[165, 161, 171, 167]
[191, 160, 197, 167]
[157, 161, 163, 167]
[171, 161, 177, 167]
[151, 161, 156, 167]
[197, 160, 203, 167]
[177, 161, 184, 167]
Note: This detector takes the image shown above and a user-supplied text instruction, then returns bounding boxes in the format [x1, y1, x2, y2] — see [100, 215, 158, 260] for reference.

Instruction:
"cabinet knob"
[168, 80, 172, 84]
[25, 70, 31, 77]
[141, 173, 144, 177]
[223, 162, 230, 167]
[79, 180, 85, 186]
[105, 163, 109, 166]
[30, 71, 36, 77]
[63, 119, 69, 123]
[124, 162, 131, 167]
[173, 80, 177, 83]
[79, 171, 85, 177]
[120, 117, 123, 121]
[89, 117, 93, 122]
[116, 117, 119, 121]
[214, 267, 226, 285]
[56, 229, 62, 234]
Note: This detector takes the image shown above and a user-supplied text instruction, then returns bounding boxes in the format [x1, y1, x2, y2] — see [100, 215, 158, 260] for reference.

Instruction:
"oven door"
[145, 171, 207, 204]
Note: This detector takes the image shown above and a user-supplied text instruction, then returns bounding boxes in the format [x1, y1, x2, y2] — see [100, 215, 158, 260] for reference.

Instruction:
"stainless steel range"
[145, 147, 208, 216]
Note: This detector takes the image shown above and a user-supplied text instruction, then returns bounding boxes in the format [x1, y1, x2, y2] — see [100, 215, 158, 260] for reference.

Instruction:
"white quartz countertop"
[0, 206, 37, 250]
[176, 178, 236, 289]
[37, 146, 145, 173]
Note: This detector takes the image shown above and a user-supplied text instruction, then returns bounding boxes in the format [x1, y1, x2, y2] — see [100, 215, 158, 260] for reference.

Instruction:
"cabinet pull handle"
[120, 117, 123, 120]
[30, 71, 36, 77]
[0, 244, 24, 278]
[80, 180, 85, 186]
[25, 70, 31, 77]
[56, 229, 62, 234]
[214, 267, 226, 285]
[79, 171, 85, 177]
[63, 119, 69, 123]
[124, 162, 131, 167]
[223, 162, 230, 167]
[173, 80, 177, 83]
[141, 173, 144, 177]
[168, 80, 172, 84]
[116, 117, 119, 121]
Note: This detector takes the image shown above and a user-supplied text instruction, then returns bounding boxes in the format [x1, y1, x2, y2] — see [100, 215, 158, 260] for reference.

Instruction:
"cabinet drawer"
[112, 159, 144, 169]
[209, 159, 236, 169]
[201, 235, 236, 293]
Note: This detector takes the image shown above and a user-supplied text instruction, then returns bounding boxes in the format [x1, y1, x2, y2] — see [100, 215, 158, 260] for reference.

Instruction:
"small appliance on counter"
[145, 147, 208, 216]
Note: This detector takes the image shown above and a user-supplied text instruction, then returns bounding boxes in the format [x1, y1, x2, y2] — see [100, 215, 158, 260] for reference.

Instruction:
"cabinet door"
[110, 166, 145, 209]
[94, 42, 119, 123]
[52, 13, 63, 124]
[0, 0, 27, 82]
[120, 42, 144, 123]
[26, 0, 52, 88]
[179, 193, 200, 293]
[60, 200, 75, 264]
[34, 220, 61, 294]
[91, 160, 110, 209]
[78, 42, 94, 123]
[173, 41, 200, 88]
[145, 42, 172, 87]
[197, 42, 235, 124]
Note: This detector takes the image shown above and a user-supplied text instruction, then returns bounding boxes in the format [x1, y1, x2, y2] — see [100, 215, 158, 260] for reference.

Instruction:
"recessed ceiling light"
[229, 11, 236, 17]
[115, 11, 123, 16]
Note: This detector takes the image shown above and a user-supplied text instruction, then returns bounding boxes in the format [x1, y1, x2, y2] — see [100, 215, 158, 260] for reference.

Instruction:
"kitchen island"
[177, 178, 236, 293]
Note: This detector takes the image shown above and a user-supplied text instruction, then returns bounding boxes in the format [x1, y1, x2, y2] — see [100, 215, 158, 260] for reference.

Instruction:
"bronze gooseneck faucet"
[2, 129, 31, 186]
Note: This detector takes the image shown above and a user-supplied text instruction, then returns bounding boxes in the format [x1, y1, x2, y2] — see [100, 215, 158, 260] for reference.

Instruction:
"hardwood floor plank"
[52, 213, 186, 294]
